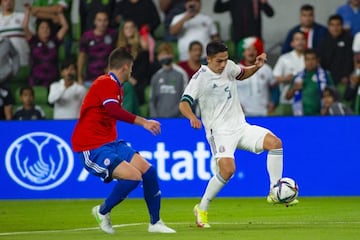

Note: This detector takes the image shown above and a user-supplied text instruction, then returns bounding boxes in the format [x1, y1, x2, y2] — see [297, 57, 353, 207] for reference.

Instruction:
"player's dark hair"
[19, 86, 34, 96]
[300, 4, 313, 12]
[60, 58, 76, 70]
[206, 41, 228, 57]
[189, 40, 202, 51]
[108, 48, 134, 69]
[328, 14, 343, 25]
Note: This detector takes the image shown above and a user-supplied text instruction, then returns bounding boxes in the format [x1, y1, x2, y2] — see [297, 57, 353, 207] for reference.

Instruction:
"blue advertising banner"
[1, 117, 359, 199]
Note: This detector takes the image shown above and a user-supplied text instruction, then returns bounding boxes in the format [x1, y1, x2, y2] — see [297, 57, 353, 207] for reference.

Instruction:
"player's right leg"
[129, 153, 176, 233]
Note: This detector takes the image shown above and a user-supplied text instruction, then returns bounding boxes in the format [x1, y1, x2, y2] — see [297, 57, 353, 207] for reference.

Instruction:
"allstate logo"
[5, 132, 74, 190]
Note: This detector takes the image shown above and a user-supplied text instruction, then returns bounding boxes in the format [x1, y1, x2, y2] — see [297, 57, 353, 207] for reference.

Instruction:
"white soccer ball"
[271, 177, 299, 203]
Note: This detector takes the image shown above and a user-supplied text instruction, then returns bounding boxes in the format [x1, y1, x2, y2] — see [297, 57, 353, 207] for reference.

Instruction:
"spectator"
[48, 59, 87, 119]
[353, 31, 360, 52]
[317, 14, 353, 89]
[159, 0, 185, 41]
[213, 0, 274, 57]
[344, 53, 360, 114]
[13, 86, 45, 120]
[0, 36, 20, 86]
[0, 0, 30, 66]
[149, 43, 187, 118]
[273, 31, 306, 116]
[0, 84, 14, 120]
[79, 0, 117, 34]
[321, 86, 352, 116]
[23, 5, 68, 87]
[31, 0, 72, 58]
[336, 0, 360, 36]
[122, 81, 140, 115]
[286, 49, 333, 116]
[117, 20, 150, 105]
[113, 0, 160, 35]
[170, 0, 219, 61]
[177, 40, 203, 80]
[282, 4, 327, 54]
[77, 11, 117, 87]
[237, 37, 275, 116]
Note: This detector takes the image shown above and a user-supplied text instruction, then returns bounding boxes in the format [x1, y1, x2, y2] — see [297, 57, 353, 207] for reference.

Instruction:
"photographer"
[170, 0, 220, 61]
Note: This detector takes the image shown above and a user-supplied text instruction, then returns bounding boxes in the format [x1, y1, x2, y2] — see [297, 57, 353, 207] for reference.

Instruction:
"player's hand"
[144, 119, 161, 135]
[255, 53, 267, 68]
[190, 117, 202, 129]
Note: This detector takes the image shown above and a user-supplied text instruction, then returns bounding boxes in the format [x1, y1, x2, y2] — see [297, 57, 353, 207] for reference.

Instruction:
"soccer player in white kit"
[179, 41, 298, 228]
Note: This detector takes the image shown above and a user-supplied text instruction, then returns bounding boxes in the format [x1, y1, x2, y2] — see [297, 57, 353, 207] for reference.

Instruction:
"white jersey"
[237, 63, 275, 116]
[48, 79, 87, 119]
[171, 12, 218, 61]
[273, 50, 304, 104]
[182, 60, 245, 136]
[0, 12, 30, 66]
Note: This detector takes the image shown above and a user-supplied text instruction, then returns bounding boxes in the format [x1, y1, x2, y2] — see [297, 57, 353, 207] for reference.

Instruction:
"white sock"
[199, 174, 226, 211]
[267, 148, 283, 190]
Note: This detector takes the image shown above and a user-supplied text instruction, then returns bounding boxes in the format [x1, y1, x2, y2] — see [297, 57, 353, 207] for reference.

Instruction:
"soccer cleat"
[148, 220, 176, 233]
[92, 205, 115, 234]
[193, 204, 210, 228]
[266, 192, 279, 204]
[267, 193, 299, 207]
[285, 199, 299, 207]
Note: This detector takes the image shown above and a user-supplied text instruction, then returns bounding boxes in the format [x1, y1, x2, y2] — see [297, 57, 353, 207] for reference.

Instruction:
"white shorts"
[207, 123, 271, 160]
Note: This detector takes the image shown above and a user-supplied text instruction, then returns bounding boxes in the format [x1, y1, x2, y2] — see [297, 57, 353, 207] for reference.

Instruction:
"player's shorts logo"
[5, 132, 74, 190]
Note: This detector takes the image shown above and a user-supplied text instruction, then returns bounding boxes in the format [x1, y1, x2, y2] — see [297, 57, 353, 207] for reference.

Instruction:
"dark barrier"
[1, 116, 359, 199]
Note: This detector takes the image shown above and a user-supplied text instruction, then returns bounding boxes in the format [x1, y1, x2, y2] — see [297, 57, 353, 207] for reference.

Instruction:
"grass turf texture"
[0, 197, 359, 240]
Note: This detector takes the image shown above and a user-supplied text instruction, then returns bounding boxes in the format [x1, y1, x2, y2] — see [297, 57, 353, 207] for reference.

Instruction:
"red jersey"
[72, 73, 124, 152]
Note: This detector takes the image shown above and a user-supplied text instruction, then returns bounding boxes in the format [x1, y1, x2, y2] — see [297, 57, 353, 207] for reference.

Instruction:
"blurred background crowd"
[0, 0, 359, 120]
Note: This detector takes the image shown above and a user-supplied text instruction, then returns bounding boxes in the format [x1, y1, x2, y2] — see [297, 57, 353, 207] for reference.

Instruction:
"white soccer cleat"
[92, 205, 115, 234]
[148, 220, 176, 233]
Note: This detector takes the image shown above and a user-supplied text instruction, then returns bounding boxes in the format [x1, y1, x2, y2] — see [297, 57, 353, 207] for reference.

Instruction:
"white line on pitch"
[0, 221, 359, 236]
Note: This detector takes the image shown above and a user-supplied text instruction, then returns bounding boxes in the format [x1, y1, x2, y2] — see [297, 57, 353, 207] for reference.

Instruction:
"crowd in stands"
[0, 0, 360, 120]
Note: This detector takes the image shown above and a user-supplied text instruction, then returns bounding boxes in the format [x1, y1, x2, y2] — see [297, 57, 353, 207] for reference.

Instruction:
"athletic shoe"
[92, 205, 115, 234]
[193, 204, 210, 228]
[148, 220, 176, 233]
[266, 193, 299, 206]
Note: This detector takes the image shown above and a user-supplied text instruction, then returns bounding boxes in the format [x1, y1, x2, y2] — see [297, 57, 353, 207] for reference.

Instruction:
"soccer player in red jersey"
[71, 48, 176, 234]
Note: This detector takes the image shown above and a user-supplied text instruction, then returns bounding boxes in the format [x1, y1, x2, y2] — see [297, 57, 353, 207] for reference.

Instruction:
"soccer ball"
[271, 177, 299, 203]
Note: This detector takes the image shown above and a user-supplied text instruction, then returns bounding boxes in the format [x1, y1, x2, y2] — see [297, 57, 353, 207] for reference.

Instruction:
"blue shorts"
[78, 140, 136, 183]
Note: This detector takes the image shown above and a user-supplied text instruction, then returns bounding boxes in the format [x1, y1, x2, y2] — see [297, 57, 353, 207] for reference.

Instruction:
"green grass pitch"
[0, 197, 359, 240]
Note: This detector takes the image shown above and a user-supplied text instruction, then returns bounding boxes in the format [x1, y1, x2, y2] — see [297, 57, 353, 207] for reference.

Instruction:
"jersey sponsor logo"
[5, 132, 74, 190]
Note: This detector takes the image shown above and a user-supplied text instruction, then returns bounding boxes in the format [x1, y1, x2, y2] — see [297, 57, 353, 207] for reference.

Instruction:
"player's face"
[207, 51, 228, 74]
[123, 62, 133, 79]
[328, 19, 342, 38]
[94, 13, 109, 32]
[300, 10, 314, 28]
[62, 64, 76, 81]
[304, 53, 318, 71]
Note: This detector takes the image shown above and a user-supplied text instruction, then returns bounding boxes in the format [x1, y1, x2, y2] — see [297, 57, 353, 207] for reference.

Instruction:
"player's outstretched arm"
[238, 53, 267, 80]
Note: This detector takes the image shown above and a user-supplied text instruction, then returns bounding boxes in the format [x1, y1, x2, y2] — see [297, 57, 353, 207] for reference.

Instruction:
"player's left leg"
[262, 133, 283, 190]
[130, 153, 176, 233]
